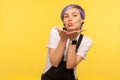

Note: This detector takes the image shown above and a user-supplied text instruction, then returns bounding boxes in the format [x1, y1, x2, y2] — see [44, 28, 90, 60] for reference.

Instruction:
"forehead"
[64, 8, 80, 14]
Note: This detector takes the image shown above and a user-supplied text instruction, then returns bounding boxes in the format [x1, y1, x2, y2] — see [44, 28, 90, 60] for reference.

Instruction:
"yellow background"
[0, 0, 120, 80]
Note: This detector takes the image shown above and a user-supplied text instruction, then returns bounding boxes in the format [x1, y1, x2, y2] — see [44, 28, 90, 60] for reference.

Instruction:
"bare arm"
[66, 30, 84, 69]
[49, 40, 66, 67]
[67, 43, 83, 69]
[50, 28, 68, 67]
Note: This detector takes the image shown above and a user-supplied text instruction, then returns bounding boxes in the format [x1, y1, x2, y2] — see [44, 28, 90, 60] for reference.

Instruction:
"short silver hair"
[61, 4, 85, 21]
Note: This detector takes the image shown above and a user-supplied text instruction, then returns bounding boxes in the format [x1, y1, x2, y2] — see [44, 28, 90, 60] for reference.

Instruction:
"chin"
[67, 27, 76, 31]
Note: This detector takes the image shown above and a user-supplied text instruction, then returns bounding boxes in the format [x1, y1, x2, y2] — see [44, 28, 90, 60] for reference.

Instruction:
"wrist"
[69, 37, 77, 41]
[69, 40, 77, 45]
[60, 39, 67, 44]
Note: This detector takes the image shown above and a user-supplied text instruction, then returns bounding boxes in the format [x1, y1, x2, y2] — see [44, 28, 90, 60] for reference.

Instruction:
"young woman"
[41, 4, 92, 80]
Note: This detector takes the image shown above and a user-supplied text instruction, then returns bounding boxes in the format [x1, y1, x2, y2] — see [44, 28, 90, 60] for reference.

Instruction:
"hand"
[67, 29, 85, 40]
[55, 27, 68, 41]
[56, 27, 85, 41]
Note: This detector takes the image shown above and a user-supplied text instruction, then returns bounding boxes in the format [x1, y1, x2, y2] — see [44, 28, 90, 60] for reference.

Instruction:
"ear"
[62, 21, 65, 26]
[62, 21, 66, 26]
[63, 24, 65, 26]
[80, 20, 84, 30]
[82, 22, 84, 24]
[81, 19, 84, 23]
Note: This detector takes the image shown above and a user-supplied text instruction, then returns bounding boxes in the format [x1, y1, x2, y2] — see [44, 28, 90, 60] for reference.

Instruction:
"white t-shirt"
[43, 26, 92, 79]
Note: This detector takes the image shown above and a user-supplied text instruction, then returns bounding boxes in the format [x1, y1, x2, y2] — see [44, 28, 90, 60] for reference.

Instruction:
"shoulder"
[50, 26, 63, 32]
[82, 35, 93, 46]
[83, 36, 92, 42]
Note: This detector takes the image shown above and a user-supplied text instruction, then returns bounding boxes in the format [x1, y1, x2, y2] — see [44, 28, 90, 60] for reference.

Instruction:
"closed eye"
[64, 15, 68, 18]
[73, 15, 77, 17]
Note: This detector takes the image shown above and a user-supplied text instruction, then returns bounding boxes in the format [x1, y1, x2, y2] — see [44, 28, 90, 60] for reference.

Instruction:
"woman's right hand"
[55, 27, 68, 42]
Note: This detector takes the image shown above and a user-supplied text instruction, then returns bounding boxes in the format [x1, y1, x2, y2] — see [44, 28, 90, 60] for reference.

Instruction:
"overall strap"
[76, 34, 83, 52]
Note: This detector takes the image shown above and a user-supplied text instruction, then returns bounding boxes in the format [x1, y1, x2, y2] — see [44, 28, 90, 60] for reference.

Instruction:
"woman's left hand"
[67, 29, 85, 40]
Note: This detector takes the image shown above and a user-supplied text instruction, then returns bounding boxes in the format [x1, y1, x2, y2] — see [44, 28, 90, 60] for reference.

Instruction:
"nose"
[68, 16, 72, 21]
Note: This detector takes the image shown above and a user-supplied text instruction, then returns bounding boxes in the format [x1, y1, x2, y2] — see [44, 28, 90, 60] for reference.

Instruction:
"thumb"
[55, 27, 62, 33]
[77, 29, 86, 33]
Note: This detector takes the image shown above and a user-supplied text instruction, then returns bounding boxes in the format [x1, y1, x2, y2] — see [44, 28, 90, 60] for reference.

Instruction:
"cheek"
[63, 20, 67, 24]
[74, 17, 82, 22]
[74, 19, 82, 25]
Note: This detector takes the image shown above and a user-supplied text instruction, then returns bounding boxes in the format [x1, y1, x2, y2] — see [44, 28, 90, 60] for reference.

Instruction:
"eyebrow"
[72, 12, 78, 14]
[64, 11, 79, 15]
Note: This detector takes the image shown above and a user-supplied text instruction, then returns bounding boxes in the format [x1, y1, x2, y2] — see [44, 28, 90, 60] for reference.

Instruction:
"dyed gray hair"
[61, 4, 85, 21]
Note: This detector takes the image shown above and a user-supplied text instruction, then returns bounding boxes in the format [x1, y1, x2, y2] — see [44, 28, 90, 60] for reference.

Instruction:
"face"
[63, 8, 84, 31]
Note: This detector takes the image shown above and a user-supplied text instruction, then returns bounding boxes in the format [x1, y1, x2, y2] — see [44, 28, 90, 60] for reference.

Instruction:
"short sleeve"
[77, 36, 93, 59]
[47, 26, 61, 48]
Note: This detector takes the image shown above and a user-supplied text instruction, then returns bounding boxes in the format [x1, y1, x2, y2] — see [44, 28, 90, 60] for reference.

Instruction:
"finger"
[81, 29, 86, 32]
[55, 27, 60, 31]
[77, 29, 86, 33]
[67, 30, 76, 35]
[55, 27, 62, 33]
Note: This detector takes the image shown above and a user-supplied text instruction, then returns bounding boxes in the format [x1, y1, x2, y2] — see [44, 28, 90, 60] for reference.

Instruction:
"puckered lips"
[68, 23, 73, 27]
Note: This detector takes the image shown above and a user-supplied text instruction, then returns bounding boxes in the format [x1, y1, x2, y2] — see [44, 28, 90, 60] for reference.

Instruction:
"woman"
[41, 4, 92, 80]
